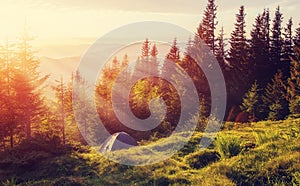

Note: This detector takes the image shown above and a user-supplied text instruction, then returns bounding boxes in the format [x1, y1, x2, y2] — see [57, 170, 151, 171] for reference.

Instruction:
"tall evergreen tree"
[150, 44, 159, 75]
[141, 38, 150, 63]
[0, 39, 18, 148]
[227, 6, 250, 106]
[287, 43, 300, 114]
[270, 6, 283, 70]
[250, 10, 272, 85]
[165, 38, 180, 62]
[282, 17, 294, 78]
[197, 0, 217, 53]
[53, 76, 67, 145]
[14, 31, 49, 139]
[228, 6, 248, 69]
[162, 38, 180, 76]
[293, 23, 300, 48]
[215, 26, 227, 70]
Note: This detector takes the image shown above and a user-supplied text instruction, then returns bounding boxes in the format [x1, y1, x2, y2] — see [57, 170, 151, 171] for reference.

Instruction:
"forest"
[0, 0, 299, 185]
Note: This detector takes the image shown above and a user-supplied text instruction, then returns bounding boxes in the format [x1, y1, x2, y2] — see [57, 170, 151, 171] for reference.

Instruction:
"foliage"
[214, 134, 242, 158]
[240, 81, 259, 119]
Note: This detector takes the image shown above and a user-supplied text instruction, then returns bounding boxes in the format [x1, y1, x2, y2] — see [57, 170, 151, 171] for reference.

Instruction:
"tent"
[100, 132, 138, 153]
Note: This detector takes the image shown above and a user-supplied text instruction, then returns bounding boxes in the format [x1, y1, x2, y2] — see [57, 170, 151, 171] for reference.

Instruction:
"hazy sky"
[0, 0, 299, 57]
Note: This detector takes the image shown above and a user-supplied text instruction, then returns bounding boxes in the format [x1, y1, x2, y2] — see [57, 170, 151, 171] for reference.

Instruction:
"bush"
[185, 150, 220, 169]
[214, 134, 242, 158]
[289, 96, 300, 115]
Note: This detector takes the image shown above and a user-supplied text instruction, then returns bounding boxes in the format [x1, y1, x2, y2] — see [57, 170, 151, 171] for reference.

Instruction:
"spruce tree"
[270, 6, 283, 71]
[14, 31, 49, 139]
[228, 6, 248, 69]
[162, 38, 180, 76]
[262, 71, 288, 120]
[240, 81, 259, 120]
[227, 6, 250, 106]
[197, 0, 217, 53]
[250, 10, 271, 86]
[282, 17, 294, 78]
[215, 26, 228, 70]
[287, 43, 300, 114]
[150, 44, 159, 75]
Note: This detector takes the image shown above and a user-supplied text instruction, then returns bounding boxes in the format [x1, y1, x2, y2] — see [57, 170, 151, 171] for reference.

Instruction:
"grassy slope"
[0, 118, 299, 186]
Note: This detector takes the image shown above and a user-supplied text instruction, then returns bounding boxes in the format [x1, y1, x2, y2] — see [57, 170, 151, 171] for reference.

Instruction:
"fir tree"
[263, 71, 288, 120]
[250, 10, 272, 85]
[215, 26, 228, 70]
[228, 6, 248, 69]
[282, 17, 294, 78]
[14, 31, 49, 139]
[197, 0, 218, 53]
[240, 81, 259, 119]
[287, 43, 300, 114]
[227, 6, 250, 107]
[270, 6, 283, 70]
[150, 44, 159, 75]
[162, 38, 180, 76]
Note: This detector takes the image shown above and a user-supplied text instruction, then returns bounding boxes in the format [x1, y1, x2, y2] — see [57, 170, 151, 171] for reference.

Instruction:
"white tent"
[100, 132, 138, 153]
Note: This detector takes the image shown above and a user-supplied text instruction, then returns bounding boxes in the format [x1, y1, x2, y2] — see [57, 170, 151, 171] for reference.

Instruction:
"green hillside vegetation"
[1, 118, 299, 186]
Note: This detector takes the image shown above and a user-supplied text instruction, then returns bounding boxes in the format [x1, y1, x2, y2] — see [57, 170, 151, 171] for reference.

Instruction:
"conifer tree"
[197, 0, 217, 53]
[270, 6, 283, 70]
[228, 6, 248, 69]
[227, 6, 250, 106]
[215, 26, 227, 70]
[287, 43, 300, 114]
[282, 17, 294, 78]
[150, 44, 159, 75]
[14, 31, 49, 139]
[240, 81, 259, 119]
[162, 38, 180, 76]
[263, 71, 288, 120]
[250, 10, 271, 85]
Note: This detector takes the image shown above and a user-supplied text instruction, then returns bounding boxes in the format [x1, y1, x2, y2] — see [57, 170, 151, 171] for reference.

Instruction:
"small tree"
[287, 37, 300, 115]
[263, 71, 288, 120]
[240, 81, 259, 120]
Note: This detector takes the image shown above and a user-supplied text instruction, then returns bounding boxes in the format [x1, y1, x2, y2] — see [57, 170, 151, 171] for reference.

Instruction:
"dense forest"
[0, 0, 299, 185]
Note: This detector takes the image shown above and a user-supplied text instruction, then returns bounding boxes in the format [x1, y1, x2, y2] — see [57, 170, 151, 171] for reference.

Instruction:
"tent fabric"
[100, 132, 138, 153]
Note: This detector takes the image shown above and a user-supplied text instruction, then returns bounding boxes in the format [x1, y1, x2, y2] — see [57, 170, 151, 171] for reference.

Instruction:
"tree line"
[0, 0, 299, 150]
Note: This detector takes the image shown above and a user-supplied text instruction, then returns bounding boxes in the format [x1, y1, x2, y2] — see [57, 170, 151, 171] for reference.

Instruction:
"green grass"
[0, 118, 299, 185]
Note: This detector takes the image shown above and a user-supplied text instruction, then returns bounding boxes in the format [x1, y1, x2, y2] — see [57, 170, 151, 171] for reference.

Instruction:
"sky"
[0, 0, 299, 58]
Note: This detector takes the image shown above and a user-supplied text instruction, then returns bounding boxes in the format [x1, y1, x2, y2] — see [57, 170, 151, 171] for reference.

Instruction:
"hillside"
[0, 118, 299, 186]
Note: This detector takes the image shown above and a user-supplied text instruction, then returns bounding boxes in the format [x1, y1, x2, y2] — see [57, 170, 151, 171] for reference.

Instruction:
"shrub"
[214, 134, 242, 158]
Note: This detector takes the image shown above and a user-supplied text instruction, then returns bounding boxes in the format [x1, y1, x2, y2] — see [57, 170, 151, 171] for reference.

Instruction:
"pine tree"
[287, 43, 300, 114]
[150, 44, 159, 75]
[250, 10, 272, 85]
[162, 38, 180, 76]
[282, 17, 294, 78]
[270, 6, 283, 70]
[197, 0, 218, 53]
[227, 6, 250, 106]
[215, 26, 227, 70]
[141, 38, 150, 63]
[0, 39, 18, 148]
[263, 71, 288, 120]
[228, 6, 248, 69]
[294, 23, 300, 48]
[165, 38, 180, 62]
[14, 31, 49, 140]
[53, 76, 68, 144]
[240, 81, 259, 119]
